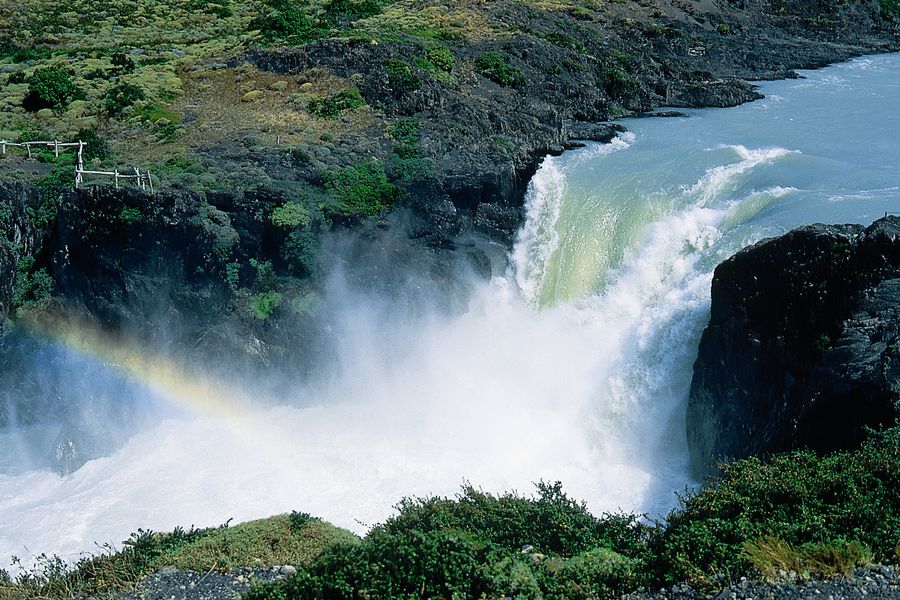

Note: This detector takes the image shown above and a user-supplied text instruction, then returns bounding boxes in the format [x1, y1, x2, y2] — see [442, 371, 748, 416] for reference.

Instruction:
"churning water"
[2, 54, 899, 569]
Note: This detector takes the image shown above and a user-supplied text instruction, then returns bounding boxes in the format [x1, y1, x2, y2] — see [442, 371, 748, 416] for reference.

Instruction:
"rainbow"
[19, 311, 249, 420]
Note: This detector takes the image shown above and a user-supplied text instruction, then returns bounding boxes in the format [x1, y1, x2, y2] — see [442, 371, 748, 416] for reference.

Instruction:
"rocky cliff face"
[687, 216, 900, 475]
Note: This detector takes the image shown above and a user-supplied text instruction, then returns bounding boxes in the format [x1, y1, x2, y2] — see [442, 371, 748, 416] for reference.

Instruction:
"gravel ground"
[627, 565, 900, 600]
[123, 564, 900, 600]
[123, 565, 292, 600]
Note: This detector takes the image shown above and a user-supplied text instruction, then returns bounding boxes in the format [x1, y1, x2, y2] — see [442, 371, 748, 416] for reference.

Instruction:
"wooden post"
[26, 143, 32, 159]
[114, 170, 119, 189]
[147, 170, 154, 193]
[1, 141, 6, 156]
[54, 140, 59, 157]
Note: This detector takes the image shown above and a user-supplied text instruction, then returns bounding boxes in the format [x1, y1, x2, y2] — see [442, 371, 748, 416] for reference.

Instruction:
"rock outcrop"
[687, 216, 900, 475]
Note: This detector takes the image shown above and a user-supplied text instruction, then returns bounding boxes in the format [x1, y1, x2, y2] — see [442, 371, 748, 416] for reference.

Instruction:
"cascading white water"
[2, 53, 898, 571]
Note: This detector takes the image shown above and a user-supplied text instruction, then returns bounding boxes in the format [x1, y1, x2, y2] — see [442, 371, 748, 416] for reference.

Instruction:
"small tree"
[23, 67, 78, 111]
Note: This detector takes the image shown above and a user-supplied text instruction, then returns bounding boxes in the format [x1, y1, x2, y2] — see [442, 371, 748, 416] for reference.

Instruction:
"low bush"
[249, 291, 283, 320]
[256, 0, 326, 44]
[324, 160, 400, 216]
[104, 82, 146, 117]
[653, 428, 900, 586]
[12, 257, 54, 312]
[307, 88, 366, 119]
[271, 202, 311, 229]
[426, 45, 456, 73]
[383, 59, 421, 94]
[475, 51, 526, 88]
[324, 0, 384, 24]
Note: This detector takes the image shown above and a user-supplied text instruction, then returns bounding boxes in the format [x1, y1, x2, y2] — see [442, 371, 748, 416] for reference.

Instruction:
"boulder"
[687, 216, 900, 475]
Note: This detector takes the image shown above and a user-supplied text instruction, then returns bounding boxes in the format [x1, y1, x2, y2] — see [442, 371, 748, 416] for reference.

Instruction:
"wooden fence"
[0, 139, 154, 192]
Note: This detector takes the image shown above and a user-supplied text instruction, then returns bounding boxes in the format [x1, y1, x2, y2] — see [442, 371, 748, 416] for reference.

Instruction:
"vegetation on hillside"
[2, 428, 899, 599]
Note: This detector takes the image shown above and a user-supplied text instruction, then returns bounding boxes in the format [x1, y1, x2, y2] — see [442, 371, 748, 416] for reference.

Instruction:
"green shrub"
[256, 0, 326, 44]
[271, 202, 311, 228]
[246, 530, 493, 600]
[324, 0, 384, 23]
[654, 428, 900, 587]
[425, 46, 456, 73]
[375, 482, 650, 559]
[104, 82, 146, 117]
[12, 257, 54, 311]
[604, 67, 638, 101]
[35, 161, 73, 212]
[110, 51, 136, 74]
[324, 160, 400, 216]
[878, 0, 900, 16]
[250, 258, 277, 292]
[77, 128, 110, 161]
[475, 51, 526, 88]
[119, 206, 143, 225]
[383, 59, 421, 95]
[249, 291, 283, 320]
[387, 118, 421, 159]
[543, 547, 645, 598]
[23, 67, 78, 111]
[307, 88, 366, 119]
[282, 228, 321, 277]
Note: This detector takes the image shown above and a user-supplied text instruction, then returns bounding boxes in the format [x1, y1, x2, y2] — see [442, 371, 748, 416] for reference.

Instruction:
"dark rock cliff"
[687, 216, 900, 475]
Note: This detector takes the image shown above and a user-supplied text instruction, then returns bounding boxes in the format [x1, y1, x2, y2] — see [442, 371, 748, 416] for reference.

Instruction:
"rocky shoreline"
[123, 563, 900, 600]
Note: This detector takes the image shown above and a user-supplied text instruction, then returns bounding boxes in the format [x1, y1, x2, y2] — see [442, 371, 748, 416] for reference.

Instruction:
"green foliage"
[878, 0, 900, 16]
[247, 483, 650, 600]
[249, 291, 283, 320]
[35, 163, 72, 213]
[12, 256, 54, 312]
[195, 202, 239, 270]
[256, 0, 327, 44]
[118, 206, 143, 225]
[383, 59, 421, 94]
[324, 0, 384, 23]
[541, 547, 645, 598]
[603, 67, 638, 101]
[110, 51, 136, 74]
[376, 482, 650, 559]
[250, 258, 278, 291]
[23, 67, 78, 111]
[425, 46, 456, 72]
[307, 88, 366, 119]
[387, 118, 421, 159]
[387, 118, 431, 181]
[0, 516, 357, 600]
[77, 128, 111, 162]
[283, 228, 321, 277]
[324, 160, 400, 216]
[475, 51, 526, 88]
[271, 202, 311, 228]
[654, 428, 900, 586]
[104, 82, 146, 117]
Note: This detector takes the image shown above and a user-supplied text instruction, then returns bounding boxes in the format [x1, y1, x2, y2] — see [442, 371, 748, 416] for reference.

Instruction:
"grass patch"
[743, 537, 873, 580]
[163, 514, 359, 571]
[0, 516, 357, 599]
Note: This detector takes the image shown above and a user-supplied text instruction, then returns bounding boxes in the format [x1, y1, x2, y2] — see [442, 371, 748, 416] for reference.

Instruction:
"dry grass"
[743, 537, 873, 581]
